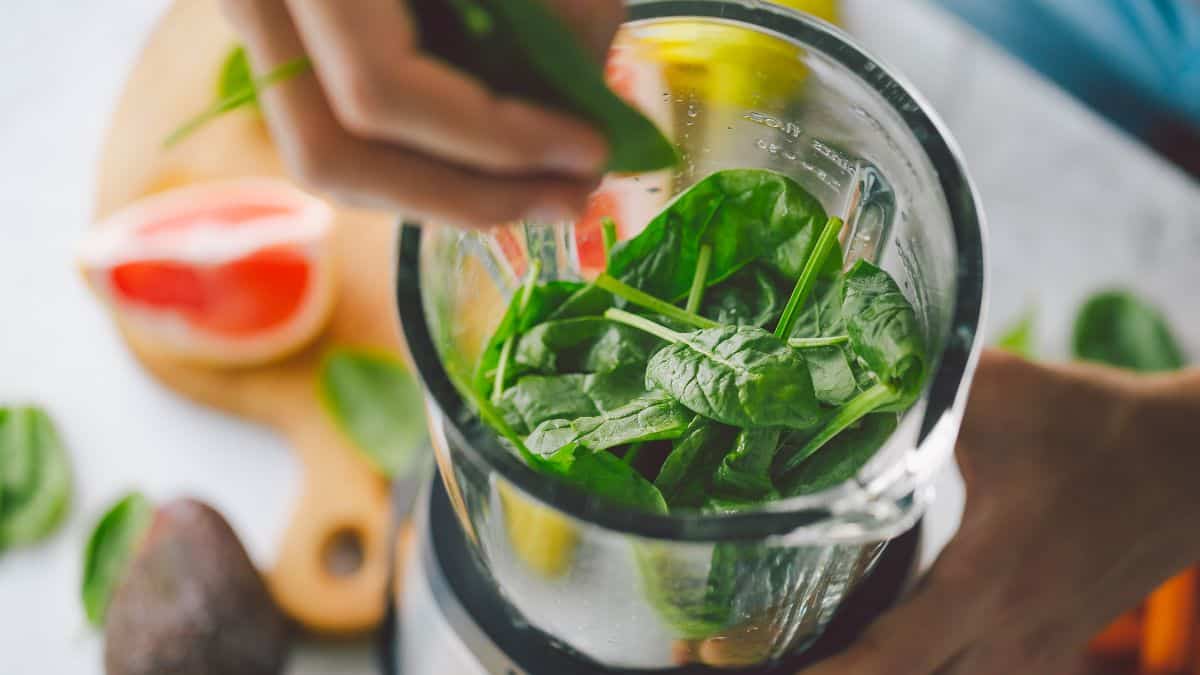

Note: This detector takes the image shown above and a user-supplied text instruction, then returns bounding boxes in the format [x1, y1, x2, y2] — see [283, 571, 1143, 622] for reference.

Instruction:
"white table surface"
[2, 1, 1197, 674]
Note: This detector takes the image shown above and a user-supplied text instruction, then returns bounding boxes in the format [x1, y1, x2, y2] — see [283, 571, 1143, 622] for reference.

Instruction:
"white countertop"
[1, 1, 1197, 674]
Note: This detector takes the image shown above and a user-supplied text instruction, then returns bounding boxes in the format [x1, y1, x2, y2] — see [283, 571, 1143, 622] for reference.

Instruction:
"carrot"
[1141, 568, 1198, 674]
[1088, 611, 1142, 658]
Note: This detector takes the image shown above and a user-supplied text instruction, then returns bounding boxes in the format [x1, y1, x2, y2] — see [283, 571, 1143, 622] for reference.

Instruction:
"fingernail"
[543, 139, 609, 175]
[524, 202, 576, 225]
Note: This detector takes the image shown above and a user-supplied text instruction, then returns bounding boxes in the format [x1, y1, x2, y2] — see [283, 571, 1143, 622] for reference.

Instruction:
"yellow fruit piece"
[497, 481, 579, 578]
[634, 1, 838, 111]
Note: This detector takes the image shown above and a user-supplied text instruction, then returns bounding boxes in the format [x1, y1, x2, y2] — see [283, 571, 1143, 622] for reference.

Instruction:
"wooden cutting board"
[93, 0, 407, 636]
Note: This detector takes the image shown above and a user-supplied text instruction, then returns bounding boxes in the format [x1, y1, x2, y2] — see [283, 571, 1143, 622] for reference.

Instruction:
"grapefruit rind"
[80, 179, 337, 367]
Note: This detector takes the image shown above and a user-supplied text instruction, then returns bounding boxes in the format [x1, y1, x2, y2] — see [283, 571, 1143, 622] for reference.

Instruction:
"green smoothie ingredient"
[0, 407, 72, 550]
[465, 169, 928, 513]
[81, 492, 154, 626]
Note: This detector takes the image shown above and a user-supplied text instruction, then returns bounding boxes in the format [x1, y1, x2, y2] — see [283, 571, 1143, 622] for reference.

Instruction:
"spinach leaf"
[541, 443, 668, 513]
[165, 53, 311, 147]
[320, 349, 429, 477]
[777, 414, 898, 496]
[803, 345, 859, 406]
[1072, 291, 1185, 372]
[498, 374, 598, 435]
[525, 391, 692, 456]
[787, 277, 845, 339]
[546, 282, 613, 321]
[713, 428, 783, 499]
[636, 544, 734, 639]
[514, 318, 659, 375]
[607, 170, 827, 302]
[473, 274, 582, 396]
[0, 407, 72, 550]
[700, 266, 783, 328]
[655, 417, 737, 508]
[842, 260, 926, 404]
[583, 367, 651, 412]
[777, 261, 924, 473]
[776, 216, 845, 338]
[410, 0, 677, 173]
[997, 307, 1036, 359]
[609, 309, 820, 429]
[81, 492, 154, 626]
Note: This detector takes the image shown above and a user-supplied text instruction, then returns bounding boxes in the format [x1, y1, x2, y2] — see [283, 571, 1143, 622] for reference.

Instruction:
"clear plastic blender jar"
[395, 1, 987, 669]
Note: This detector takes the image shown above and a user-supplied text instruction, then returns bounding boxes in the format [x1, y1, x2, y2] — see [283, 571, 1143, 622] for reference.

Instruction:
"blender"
[391, 1, 987, 672]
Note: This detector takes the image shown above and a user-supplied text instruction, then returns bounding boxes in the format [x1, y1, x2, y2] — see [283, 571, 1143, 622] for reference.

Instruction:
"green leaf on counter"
[0, 407, 72, 550]
[996, 307, 1036, 359]
[1072, 291, 1185, 372]
[81, 492, 154, 626]
[218, 46, 255, 104]
[320, 349, 430, 478]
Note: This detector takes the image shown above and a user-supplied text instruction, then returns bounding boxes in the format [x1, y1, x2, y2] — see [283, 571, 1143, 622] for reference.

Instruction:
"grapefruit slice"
[574, 41, 673, 273]
[80, 179, 336, 367]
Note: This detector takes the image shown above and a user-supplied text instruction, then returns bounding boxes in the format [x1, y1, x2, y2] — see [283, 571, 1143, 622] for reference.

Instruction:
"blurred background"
[1, 1, 1197, 674]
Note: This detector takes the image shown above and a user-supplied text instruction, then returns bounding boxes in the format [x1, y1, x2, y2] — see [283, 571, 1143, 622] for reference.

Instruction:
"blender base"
[389, 477, 920, 675]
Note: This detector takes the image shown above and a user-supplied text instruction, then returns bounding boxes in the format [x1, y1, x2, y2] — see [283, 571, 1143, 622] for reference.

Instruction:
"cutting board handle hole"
[322, 526, 365, 578]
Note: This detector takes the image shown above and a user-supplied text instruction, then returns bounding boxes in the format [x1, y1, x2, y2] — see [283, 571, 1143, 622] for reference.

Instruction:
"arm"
[796, 350, 1200, 675]
[220, 0, 622, 228]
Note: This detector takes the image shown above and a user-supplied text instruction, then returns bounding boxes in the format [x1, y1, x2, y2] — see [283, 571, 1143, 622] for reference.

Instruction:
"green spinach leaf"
[655, 417, 737, 508]
[713, 427, 782, 499]
[803, 345, 859, 406]
[81, 492, 154, 626]
[320, 349, 429, 478]
[525, 391, 692, 456]
[607, 170, 827, 302]
[541, 443, 669, 513]
[842, 260, 927, 405]
[997, 307, 1036, 359]
[700, 265, 783, 328]
[410, 0, 676, 173]
[514, 318, 659, 375]
[498, 374, 597, 435]
[1073, 291, 1185, 372]
[778, 414, 898, 495]
[609, 309, 820, 429]
[0, 407, 72, 550]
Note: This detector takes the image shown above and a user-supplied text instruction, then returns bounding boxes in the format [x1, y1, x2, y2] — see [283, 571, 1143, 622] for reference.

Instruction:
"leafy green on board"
[81, 492, 154, 626]
[165, 51, 312, 147]
[320, 349, 430, 478]
[1072, 291, 1185, 372]
[0, 407, 72, 550]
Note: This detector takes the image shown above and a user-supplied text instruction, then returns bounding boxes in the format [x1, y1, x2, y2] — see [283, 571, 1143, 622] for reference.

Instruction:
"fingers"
[286, 0, 609, 176]
[544, 0, 626, 61]
[222, 0, 597, 228]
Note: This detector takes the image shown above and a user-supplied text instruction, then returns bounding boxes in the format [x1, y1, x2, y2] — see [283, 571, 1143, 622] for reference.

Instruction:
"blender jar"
[395, 0, 986, 669]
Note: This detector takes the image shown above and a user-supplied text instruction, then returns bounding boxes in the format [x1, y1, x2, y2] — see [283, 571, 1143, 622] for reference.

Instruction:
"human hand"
[800, 350, 1200, 675]
[220, 0, 623, 227]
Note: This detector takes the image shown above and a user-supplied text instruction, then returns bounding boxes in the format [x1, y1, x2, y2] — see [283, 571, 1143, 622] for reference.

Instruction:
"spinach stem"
[601, 217, 618, 264]
[779, 382, 895, 473]
[603, 308, 683, 344]
[165, 56, 312, 148]
[775, 216, 844, 339]
[595, 274, 719, 330]
[685, 244, 714, 314]
[450, 367, 541, 467]
[788, 335, 850, 349]
[622, 442, 644, 466]
[492, 259, 543, 403]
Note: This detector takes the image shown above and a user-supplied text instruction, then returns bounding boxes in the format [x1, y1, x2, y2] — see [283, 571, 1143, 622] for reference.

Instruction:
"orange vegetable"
[1088, 611, 1142, 659]
[1141, 568, 1198, 674]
